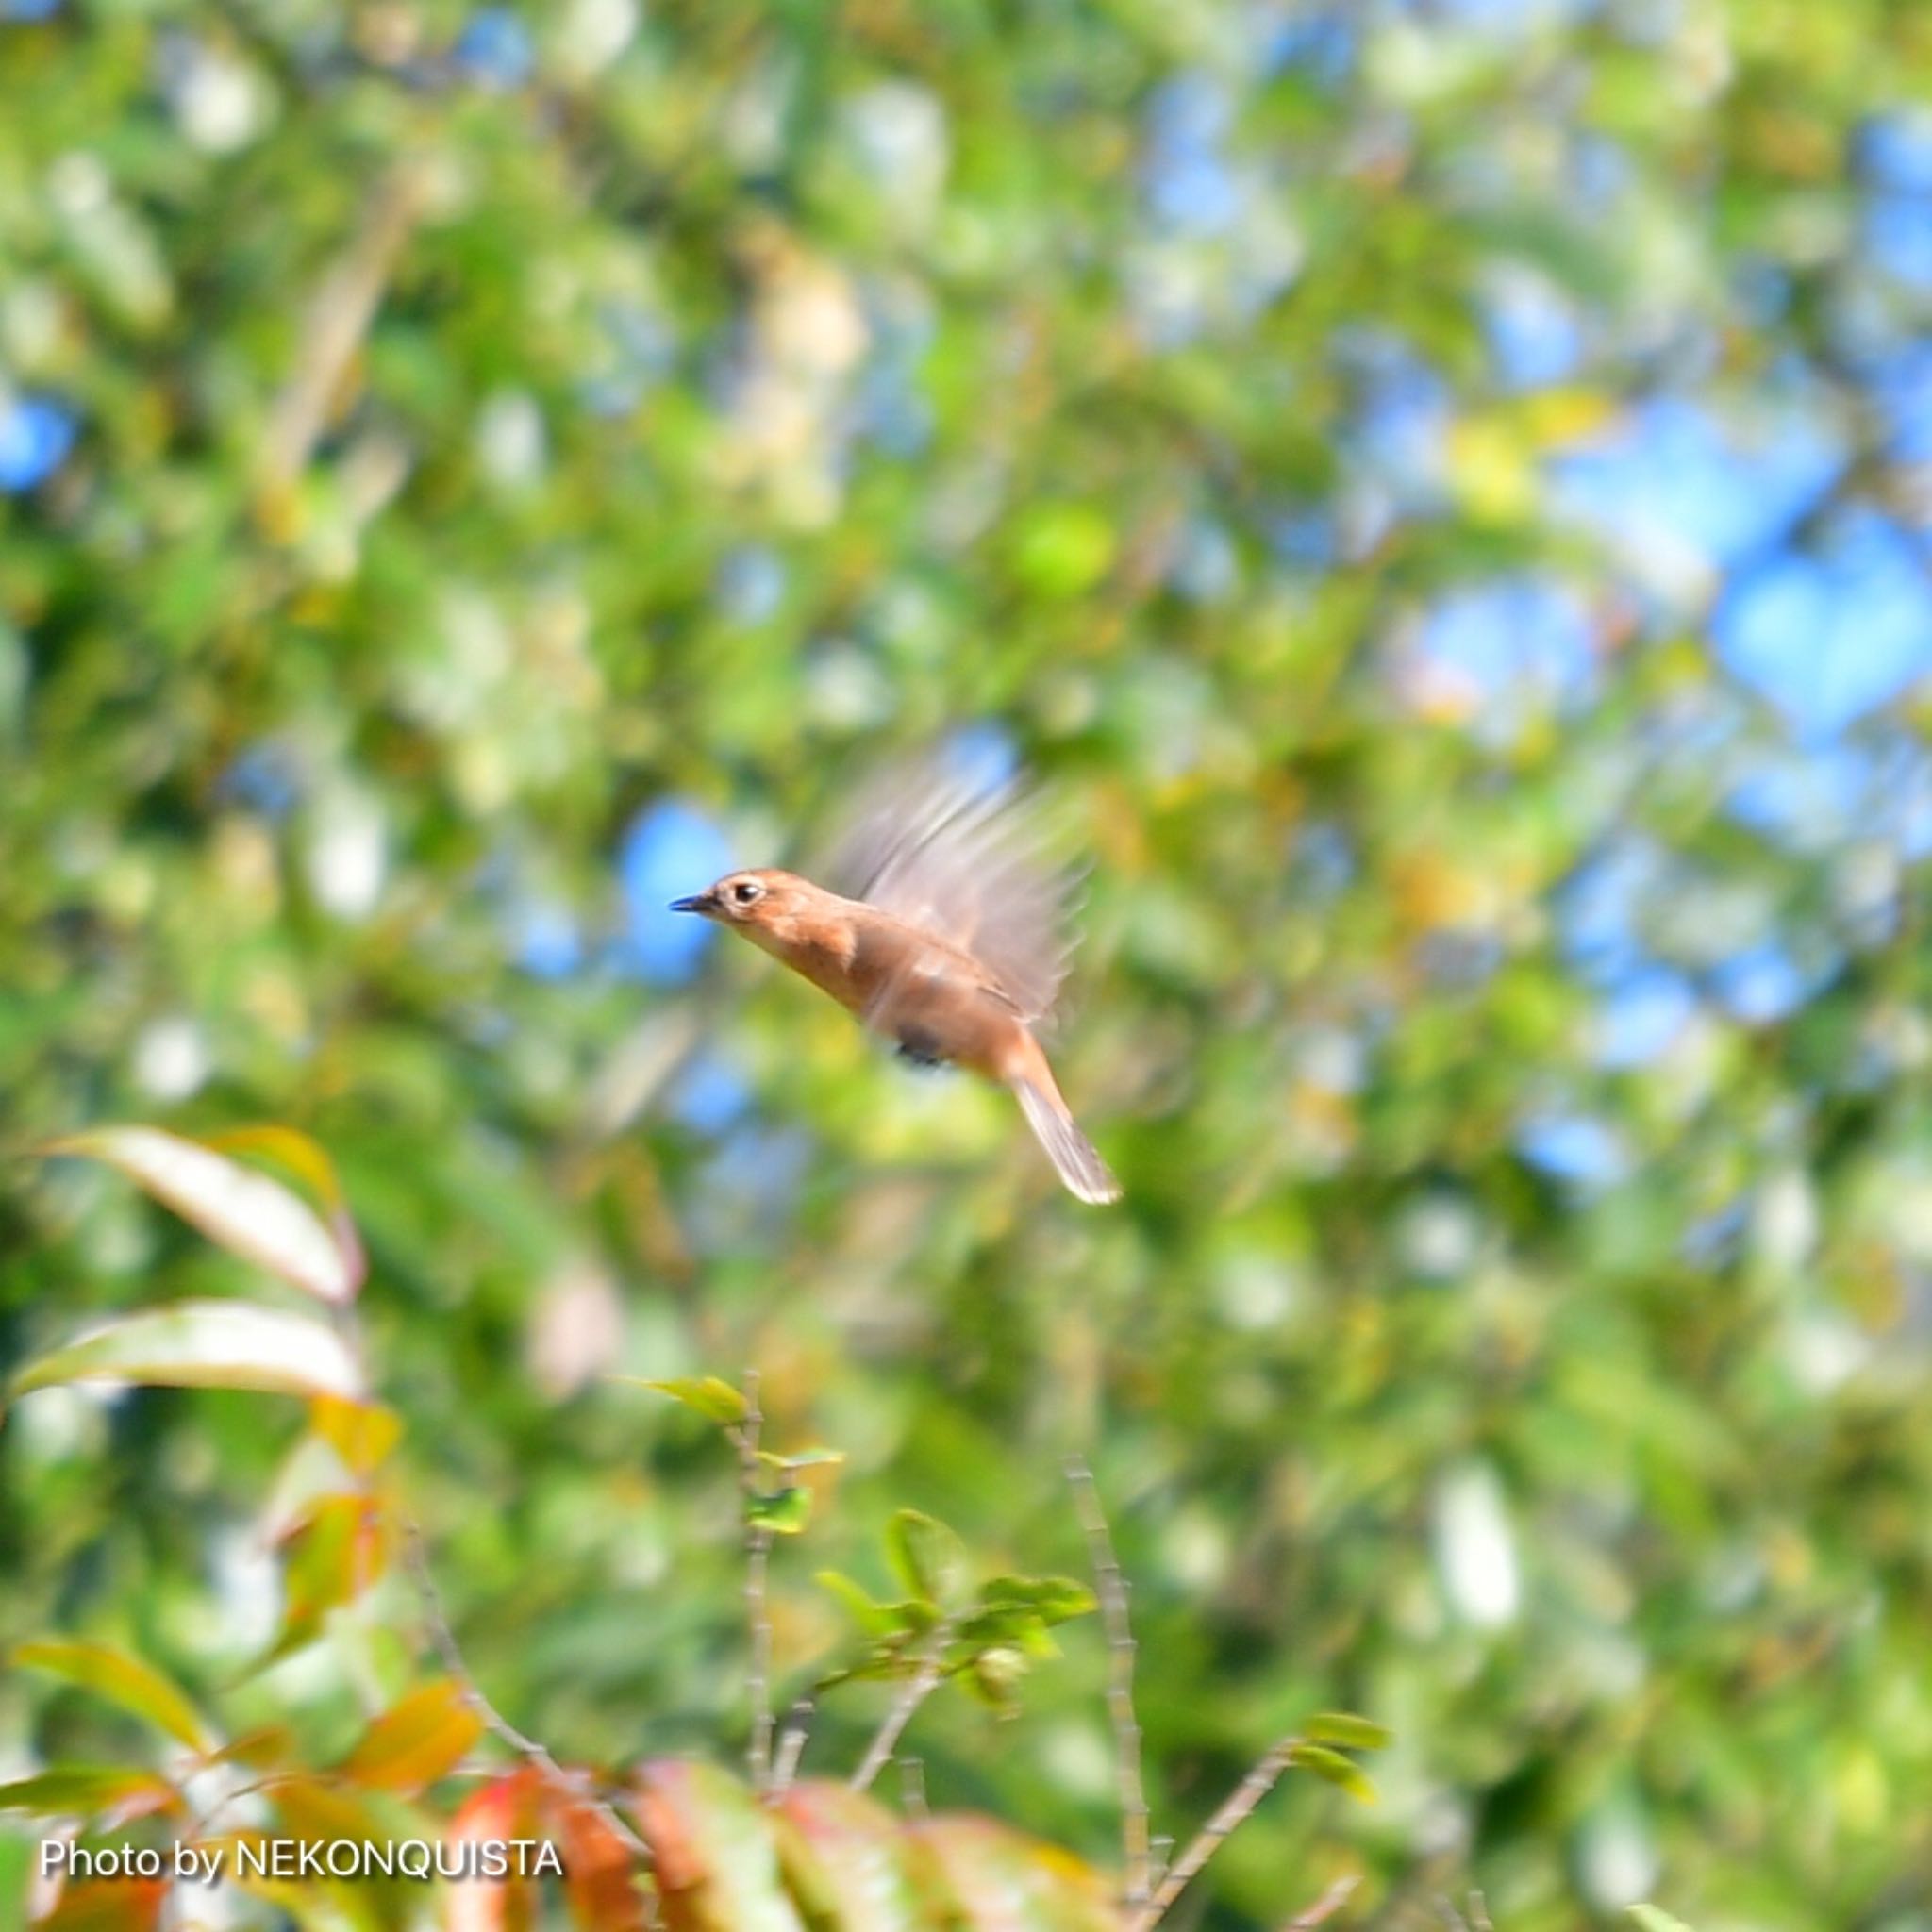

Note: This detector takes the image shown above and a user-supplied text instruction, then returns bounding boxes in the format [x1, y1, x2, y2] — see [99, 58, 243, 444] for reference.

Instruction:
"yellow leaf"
[339, 1680, 484, 1793]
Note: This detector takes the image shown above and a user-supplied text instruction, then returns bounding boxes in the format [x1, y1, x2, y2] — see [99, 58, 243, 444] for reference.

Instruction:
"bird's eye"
[731, 879, 763, 906]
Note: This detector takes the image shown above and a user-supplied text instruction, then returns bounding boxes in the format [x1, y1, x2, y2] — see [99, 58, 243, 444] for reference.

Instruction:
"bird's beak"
[670, 891, 717, 916]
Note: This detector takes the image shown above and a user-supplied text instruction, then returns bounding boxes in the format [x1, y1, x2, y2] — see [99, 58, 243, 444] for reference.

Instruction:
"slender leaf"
[447, 1770, 544, 1932]
[756, 1446, 845, 1472]
[200, 1124, 366, 1294]
[42, 1126, 358, 1303]
[308, 1396, 401, 1477]
[12, 1641, 214, 1755]
[1287, 1742, 1379, 1804]
[619, 1376, 747, 1424]
[7, 1302, 364, 1411]
[815, 1571, 900, 1636]
[747, 1486, 812, 1535]
[886, 1508, 967, 1607]
[262, 1493, 386, 1665]
[338, 1678, 484, 1792]
[0, 1766, 176, 1818]
[1306, 1712, 1394, 1753]
[978, 1575, 1097, 1624]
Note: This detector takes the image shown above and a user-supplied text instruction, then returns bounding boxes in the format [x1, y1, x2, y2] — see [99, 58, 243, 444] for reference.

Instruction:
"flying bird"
[671, 758, 1120, 1204]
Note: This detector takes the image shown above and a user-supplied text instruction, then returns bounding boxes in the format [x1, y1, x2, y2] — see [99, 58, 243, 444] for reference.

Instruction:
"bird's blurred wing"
[823, 756, 1078, 1024]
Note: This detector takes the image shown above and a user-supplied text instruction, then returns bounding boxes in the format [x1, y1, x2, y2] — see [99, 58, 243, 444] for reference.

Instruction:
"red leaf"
[447, 1770, 543, 1932]
[552, 1792, 649, 1932]
[631, 1760, 802, 1932]
[35, 1877, 167, 1932]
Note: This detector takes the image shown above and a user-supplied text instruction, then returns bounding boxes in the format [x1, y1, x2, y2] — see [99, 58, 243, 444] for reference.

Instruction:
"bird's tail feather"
[1011, 1076, 1121, 1205]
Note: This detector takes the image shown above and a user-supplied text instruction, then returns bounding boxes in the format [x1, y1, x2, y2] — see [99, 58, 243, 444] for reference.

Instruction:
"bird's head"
[670, 868, 816, 940]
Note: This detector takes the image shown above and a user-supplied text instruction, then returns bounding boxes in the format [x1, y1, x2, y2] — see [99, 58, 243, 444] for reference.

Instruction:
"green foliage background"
[5, 1, 1932, 1926]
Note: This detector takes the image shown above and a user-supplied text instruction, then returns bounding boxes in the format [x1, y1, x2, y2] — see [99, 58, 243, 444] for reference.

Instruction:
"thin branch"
[1127, 1733, 1307, 1932]
[1066, 1456, 1151, 1907]
[255, 159, 429, 509]
[772, 1697, 814, 1794]
[1285, 1874, 1360, 1929]
[402, 1519, 655, 1874]
[898, 1756, 927, 1817]
[848, 1617, 958, 1794]
[1435, 1894, 1492, 1932]
[729, 1369, 774, 1791]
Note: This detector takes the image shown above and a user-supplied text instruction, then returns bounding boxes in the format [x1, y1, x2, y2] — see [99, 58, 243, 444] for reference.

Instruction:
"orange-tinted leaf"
[34, 1876, 167, 1932]
[42, 1126, 357, 1304]
[339, 1680, 483, 1794]
[554, 1792, 649, 1932]
[913, 1814, 1121, 1932]
[12, 1641, 213, 1755]
[265, 1493, 388, 1664]
[309, 1396, 402, 1477]
[448, 1769, 544, 1932]
[774, 1780, 953, 1932]
[270, 1775, 395, 1850]
[632, 1760, 805, 1932]
[203, 1726, 297, 1772]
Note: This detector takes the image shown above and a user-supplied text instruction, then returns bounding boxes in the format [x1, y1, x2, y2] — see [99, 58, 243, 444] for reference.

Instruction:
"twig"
[255, 160, 429, 508]
[402, 1519, 655, 1874]
[728, 1369, 774, 1791]
[772, 1697, 814, 1794]
[849, 1617, 958, 1794]
[1435, 1894, 1491, 1932]
[898, 1756, 927, 1817]
[1127, 1733, 1307, 1932]
[1285, 1874, 1361, 1929]
[1066, 1456, 1152, 1907]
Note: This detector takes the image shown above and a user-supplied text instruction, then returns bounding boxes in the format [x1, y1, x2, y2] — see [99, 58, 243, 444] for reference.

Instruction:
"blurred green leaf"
[814, 1571, 901, 1637]
[626, 1377, 749, 1425]
[262, 1493, 385, 1666]
[747, 1486, 812, 1535]
[886, 1509, 967, 1609]
[1286, 1742, 1379, 1805]
[1009, 504, 1116, 599]
[756, 1446, 845, 1473]
[1305, 1712, 1393, 1753]
[0, 1766, 177, 1818]
[977, 1575, 1097, 1625]
[12, 1641, 214, 1756]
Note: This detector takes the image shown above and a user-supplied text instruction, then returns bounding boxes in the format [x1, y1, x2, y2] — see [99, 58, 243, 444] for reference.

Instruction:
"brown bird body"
[672, 764, 1120, 1204]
